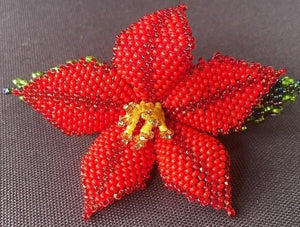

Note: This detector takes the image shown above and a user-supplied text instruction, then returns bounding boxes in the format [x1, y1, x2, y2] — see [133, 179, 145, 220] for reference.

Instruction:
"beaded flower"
[4, 4, 299, 220]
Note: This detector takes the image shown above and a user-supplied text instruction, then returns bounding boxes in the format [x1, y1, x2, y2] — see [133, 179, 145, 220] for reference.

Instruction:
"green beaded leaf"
[245, 76, 299, 125]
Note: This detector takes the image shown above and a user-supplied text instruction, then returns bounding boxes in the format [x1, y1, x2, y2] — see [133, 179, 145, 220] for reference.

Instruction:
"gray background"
[1, 0, 299, 226]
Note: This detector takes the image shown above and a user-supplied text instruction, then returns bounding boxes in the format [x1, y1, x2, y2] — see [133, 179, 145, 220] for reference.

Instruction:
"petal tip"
[277, 68, 287, 76]
[11, 88, 23, 96]
[213, 51, 222, 58]
[178, 4, 188, 11]
[83, 210, 93, 220]
[225, 205, 236, 217]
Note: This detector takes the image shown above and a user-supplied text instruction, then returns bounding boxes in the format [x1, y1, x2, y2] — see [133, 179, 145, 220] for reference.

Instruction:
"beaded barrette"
[4, 4, 299, 220]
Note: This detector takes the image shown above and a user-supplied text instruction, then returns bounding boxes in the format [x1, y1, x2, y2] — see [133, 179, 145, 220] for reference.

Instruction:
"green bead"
[31, 71, 44, 79]
[66, 59, 77, 64]
[85, 56, 95, 62]
[12, 78, 29, 89]
[281, 76, 294, 87]
[51, 66, 59, 72]
[246, 116, 254, 122]
[241, 126, 247, 131]
[283, 94, 290, 101]
[288, 78, 295, 84]
[272, 107, 283, 114]
[283, 94, 296, 102]
[255, 116, 265, 123]
[290, 95, 297, 102]
[19, 96, 24, 101]
[262, 106, 270, 113]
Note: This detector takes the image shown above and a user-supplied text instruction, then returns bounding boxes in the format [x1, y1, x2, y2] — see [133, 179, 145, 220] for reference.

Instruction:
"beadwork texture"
[5, 4, 299, 220]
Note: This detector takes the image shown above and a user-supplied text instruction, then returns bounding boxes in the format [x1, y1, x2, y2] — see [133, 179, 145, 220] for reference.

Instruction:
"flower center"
[118, 101, 173, 149]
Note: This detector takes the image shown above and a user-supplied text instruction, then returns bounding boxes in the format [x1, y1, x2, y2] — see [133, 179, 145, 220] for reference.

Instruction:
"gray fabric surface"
[1, 0, 299, 226]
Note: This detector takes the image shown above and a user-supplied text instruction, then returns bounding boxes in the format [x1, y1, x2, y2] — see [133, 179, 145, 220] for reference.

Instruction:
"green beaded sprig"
[245, 76, 299, 125]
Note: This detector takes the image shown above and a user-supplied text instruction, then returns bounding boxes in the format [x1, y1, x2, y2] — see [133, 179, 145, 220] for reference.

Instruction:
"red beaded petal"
[164, 52, 286, 135]
[13, 58, 137, 135]
[81, 123, 156, 220]
[155, 122, 235, 216]
[112, 4, 195, 101]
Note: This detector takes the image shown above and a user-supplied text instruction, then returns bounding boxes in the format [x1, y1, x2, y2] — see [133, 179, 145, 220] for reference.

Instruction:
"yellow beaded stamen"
[118, 101, 173, 149]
